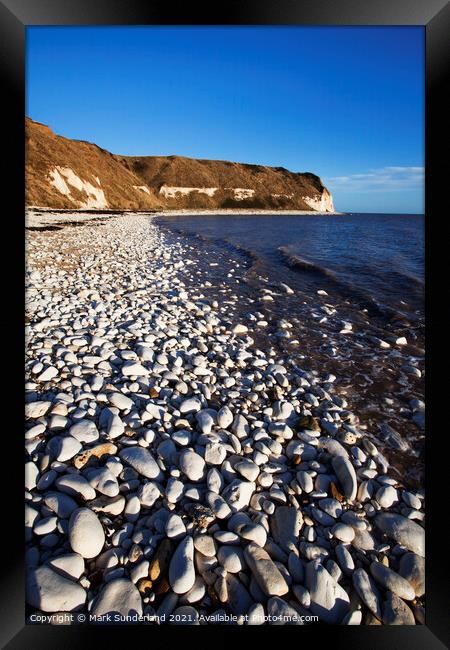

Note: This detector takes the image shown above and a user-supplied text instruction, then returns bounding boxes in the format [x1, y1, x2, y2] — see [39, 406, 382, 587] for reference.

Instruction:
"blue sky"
[26, 26, 424, 213]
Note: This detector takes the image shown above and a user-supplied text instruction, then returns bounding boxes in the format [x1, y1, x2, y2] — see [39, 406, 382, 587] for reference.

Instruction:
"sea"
[156, 213, 424, 326]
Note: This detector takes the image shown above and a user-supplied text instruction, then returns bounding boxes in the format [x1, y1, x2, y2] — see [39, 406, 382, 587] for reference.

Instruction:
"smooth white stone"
[69, 419, 99, 443]
[204, 442, 227, 465]
[55, 474, 97, 501]
[332, 455, 357, 502]
[108, 392, 134, 410]
[44, 492, 78, 518]
[121, 361, 149, 376]
[38, 366, 59, 381]
[222, 480, 256, 512]
[68, 508, 105, 559]
[352, 567, 382, 619]
[217, 405, 233, 429]
[49, 553, 85, 580]
[374, 513, 425, 557]
[179, 449, 205, 481]
[92, 577, 143, 617]
[370, 561, 416, 601]
[138, 481, 161, 507]
[331, 523, 355, 543]
[119, 447, 160, 479]
[26, 565, 86, 612]
[306, 562, 350, 624]
[25, 461, 39, 490]
[234, 459, 259, 482]
[169, 536, 196, 594]
[34, 516, 58, 536]
[244, 542, 288, 597]
[47, 435, 82, 462]
[166, 513, 186, 539]
[25, 401, 52, 418]
[218, 546, 246, 573]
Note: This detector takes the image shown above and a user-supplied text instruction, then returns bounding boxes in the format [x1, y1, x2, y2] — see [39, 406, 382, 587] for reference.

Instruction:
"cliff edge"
[26, 118, 335, 213]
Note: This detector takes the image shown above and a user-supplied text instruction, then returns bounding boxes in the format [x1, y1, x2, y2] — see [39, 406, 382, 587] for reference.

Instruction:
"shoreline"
[25, 210, 425, 625]
[152, 209, 345, 217]
[27, 205, 345, 217]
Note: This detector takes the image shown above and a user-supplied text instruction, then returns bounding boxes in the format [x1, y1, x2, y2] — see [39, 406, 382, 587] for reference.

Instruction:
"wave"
[209, 237, 260, 264]
[278, 246, 336, 279]
[391, 269, 425, 289]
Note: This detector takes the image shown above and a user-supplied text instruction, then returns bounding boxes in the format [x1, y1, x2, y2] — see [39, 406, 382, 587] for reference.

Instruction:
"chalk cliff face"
[25, 118, 335, 212]
[302, 187, 334, 213]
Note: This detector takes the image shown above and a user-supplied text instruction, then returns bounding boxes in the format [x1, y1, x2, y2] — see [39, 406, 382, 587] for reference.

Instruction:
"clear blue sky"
[26, 26, 424, 213]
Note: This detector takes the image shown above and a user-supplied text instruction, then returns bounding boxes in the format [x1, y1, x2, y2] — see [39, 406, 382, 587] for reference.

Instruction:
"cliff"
[25, 118, 334, 213]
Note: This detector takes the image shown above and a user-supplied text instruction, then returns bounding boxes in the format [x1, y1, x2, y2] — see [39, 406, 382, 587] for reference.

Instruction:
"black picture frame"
[2, 0, 449, 647]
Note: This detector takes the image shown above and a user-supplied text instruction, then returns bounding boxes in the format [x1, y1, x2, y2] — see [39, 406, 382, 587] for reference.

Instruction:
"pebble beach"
[25, 210, 425, 625]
